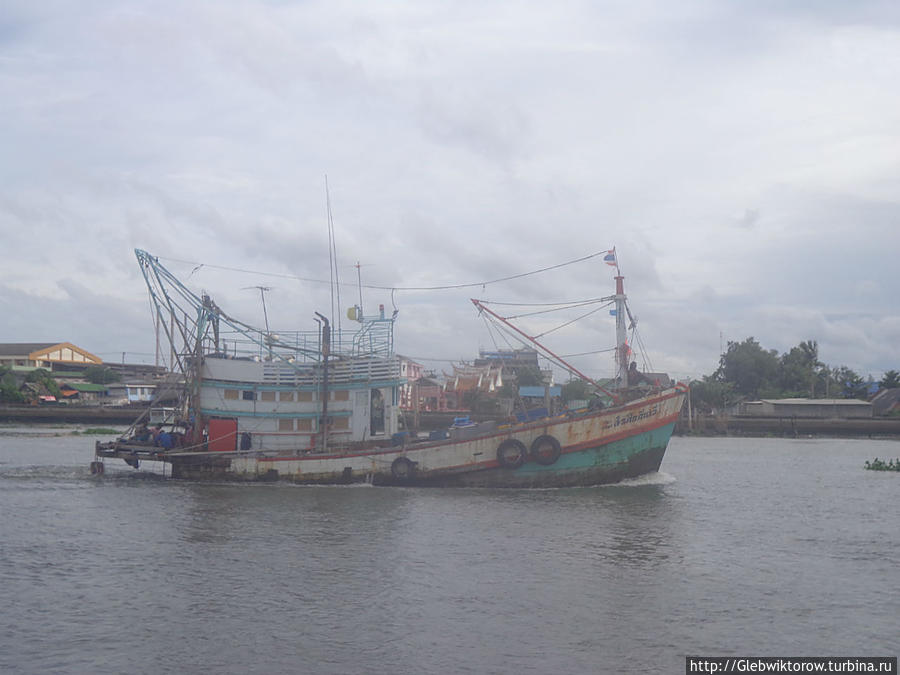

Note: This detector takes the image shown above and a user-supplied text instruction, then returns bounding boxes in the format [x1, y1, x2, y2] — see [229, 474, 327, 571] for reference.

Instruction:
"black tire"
[497, 439, 527, 469]
[391, 456, 416, 481]
[530, 435, 562, 466]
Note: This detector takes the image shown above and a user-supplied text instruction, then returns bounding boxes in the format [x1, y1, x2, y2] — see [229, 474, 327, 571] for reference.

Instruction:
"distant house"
[403, 377, 449, 412]
[443, 363, 503, 410]
[474, 348, 539, 379]
[125, 382, 157, 404]
[737, 398, 873, 419]
[60, 381, 109, 403]
[0, 342, 102, 371]
[397, 356, 425, 410]
[871, 388, 900, 417]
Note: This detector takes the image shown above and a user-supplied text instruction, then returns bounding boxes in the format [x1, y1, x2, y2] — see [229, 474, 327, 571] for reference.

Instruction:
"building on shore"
[871, 388, 900, 417]
[736, 398, 873, 419]
[474, 348, 539, 379]
[0, 343, 102, 371]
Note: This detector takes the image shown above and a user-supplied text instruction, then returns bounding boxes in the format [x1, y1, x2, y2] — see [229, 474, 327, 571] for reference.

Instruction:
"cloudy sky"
[2, 0, 899, 382]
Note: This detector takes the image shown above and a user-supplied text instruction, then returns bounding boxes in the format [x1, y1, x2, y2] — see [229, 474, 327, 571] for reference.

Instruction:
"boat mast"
[614, 274, 628, 390]
[315, 312, 330, 453]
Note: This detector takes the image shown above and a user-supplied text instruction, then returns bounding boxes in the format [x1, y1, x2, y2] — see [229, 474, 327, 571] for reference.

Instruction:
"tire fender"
[530, 434, 562, 466]
[496, 439, 527, 469]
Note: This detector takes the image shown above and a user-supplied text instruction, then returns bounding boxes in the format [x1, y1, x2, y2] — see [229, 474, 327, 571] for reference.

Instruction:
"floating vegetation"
[864, 458, 900, 472]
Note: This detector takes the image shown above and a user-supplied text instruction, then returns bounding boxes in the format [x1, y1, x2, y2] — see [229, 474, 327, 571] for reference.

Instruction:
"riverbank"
[4, 405, 899, 438]
[0, 405, 143, 425]
[680, 414, 900, 438]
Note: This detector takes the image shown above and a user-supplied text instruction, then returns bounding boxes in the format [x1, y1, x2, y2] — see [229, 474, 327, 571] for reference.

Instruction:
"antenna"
[355, 261, 364, 316]
[243, 285, 272, 334]
[325, 176, 342, 339]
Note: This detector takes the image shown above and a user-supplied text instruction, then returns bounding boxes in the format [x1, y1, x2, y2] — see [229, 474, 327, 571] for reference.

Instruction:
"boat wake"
[1, 463, 167, 484]
[611, 471, 677, 487]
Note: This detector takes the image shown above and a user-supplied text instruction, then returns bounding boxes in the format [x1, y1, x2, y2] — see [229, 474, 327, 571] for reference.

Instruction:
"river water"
[1, 427, 898, 674]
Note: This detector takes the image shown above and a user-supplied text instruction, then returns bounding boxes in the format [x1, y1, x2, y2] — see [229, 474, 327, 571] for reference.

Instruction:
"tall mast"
[614, 275, 628, 389]
[315, 312, 331, 454]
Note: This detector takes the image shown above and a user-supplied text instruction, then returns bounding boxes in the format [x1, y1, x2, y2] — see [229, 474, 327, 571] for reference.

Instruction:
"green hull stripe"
[515, 422, 676, 475]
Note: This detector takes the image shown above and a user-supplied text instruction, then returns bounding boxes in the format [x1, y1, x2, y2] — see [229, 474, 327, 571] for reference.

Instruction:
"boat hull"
[413, 423, 673, 488]
[104, 386, 686, 488]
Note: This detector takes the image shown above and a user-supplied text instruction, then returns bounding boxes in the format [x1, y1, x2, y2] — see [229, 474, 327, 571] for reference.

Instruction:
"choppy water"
[1, 427, 898, 674]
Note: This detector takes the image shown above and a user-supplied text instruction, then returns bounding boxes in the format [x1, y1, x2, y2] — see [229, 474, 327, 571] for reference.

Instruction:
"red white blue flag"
[603, 249, 617, 267]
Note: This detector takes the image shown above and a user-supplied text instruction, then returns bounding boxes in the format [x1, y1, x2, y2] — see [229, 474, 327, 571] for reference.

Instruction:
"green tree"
[24, 368, 62, 397]
[515, 367, 543, 387]
[0, 370, 24, 403]
[779, 340, 821, 397]
[714, 337, 779, 399]
[561, 378, 590, 403]
[831, 366, 868, 399]
[462, 390, 500, 414]
[880, 370, 900, 389]
[689, 376, 736, 412]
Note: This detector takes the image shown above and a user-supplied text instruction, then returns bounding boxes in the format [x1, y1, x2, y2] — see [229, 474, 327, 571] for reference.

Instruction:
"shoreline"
[3, 405, 900, 439]
[676, 414, 900, 439]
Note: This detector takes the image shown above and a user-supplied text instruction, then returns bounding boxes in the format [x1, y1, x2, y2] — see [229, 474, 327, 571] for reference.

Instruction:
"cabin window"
[297, 418, 312, 431]
[279, 391, 294, 402]
[242, 390, 256, 401]
[333, 417, 349, 430]
[298, 391, 313, 402]
[261, 391, 276, 402]
[333, 390, 349, 402]
[224, 389, 239, 400]
[278, 419, 293, 431]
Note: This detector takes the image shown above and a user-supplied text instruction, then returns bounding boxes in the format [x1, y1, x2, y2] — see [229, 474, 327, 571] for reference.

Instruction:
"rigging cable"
[156, 249, 611, 293]
[501, 299, 614, 321]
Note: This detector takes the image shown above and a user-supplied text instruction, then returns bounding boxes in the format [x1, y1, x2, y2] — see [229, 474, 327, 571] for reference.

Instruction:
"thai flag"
[603, 249, 617, 267]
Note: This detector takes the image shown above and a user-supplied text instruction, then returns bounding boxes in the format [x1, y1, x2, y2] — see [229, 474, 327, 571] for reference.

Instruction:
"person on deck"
[157, 430, 174, 450]
[627, 361, 651, 387]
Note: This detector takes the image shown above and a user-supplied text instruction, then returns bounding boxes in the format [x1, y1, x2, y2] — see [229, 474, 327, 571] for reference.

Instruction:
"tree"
[880, 370, 900, 390]
[831, 366, 868, 400]
[0, 369, 24, 403]
[561, 378, 590, 403]
[24, 368, 62, 397]
[462, 390, 500, 415]
[690, 376, 736, 413]
[779, 340, 821, 397]
[714, 337, 779, 399]
[515, 367, 543, 387]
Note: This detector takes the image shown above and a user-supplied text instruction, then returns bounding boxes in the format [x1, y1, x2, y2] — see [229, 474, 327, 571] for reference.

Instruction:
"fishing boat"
[93, 249, 687, 486]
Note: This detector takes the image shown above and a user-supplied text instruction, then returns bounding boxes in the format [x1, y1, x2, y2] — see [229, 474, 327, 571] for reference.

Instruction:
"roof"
[29, 342, 102, 364]
[519, 385, 562, 397]
[63, 382, 108, 393]
[0, 343, 58, 356]
[871, 388, 900, 415]
[0, 342, 102, 364]
[758, 398, 871, 406]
